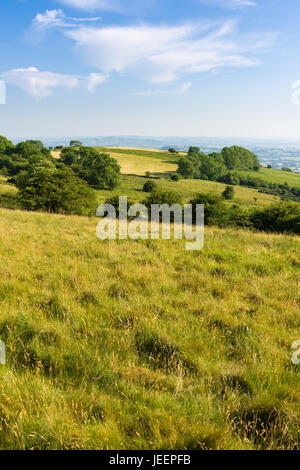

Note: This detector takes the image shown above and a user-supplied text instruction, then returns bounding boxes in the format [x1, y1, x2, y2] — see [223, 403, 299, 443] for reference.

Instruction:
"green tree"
[16, 162, 96, 215]
[78, 148, 121, 190]
[190, 193, 228, 227]
[222, 185, 235, 200]
[143, 180, 158, 192]
[0, 136, 15, 154]
[70, 140, 83, 147]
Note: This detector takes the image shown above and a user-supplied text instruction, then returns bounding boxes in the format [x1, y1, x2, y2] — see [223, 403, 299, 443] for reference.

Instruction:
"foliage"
[70, 140, 82, 147]
[16, 162, 96, 215]
[144, 189, 183, 209]
[223, 185, 235, 200]
[58, 146, 121, 190]
[143, 180, 158, 192]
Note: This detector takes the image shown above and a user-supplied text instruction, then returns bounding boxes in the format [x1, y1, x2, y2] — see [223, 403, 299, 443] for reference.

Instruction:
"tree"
[168, 148, 177, 154]
[70, 140, 82, 147]
[143, 180, 157, 192]
[77, 148, 121, 190]
[60, 147, 79, 165]
[250, 202, 300, 234]
[190, 193, 228, 227]
[0, 136, 15, 155]
[188, 146, 200, 156]
[171, 174, 179, 181]
[222, 185, 235, 200]
[144, 190, 182, 209]
[221, 146, 260, 171]
[177, 157, 197, 178]
[16, 162, 96, 215]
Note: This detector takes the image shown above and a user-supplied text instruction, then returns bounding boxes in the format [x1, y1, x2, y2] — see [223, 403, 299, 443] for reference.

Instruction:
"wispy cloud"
[32, 9, 101, 32]
[65, 21, 275, 84]
[0, 67, 106, 99]
[58, 0, 256, 12]
[197, 0, 257, 8]
[87, 72, 108, 92]
[58, 0, 122, 12]
[133, 82, 192, 96]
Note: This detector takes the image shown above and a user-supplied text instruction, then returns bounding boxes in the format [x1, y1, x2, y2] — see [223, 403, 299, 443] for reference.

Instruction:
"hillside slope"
[0, 208, 299, 450]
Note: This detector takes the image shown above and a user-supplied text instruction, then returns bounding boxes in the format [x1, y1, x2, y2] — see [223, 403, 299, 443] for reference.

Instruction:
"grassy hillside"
[238, 167, 300, 189]
[96, 175, 279, 207]
[50, 147, 300, 207]
[0, 208, 299, 450]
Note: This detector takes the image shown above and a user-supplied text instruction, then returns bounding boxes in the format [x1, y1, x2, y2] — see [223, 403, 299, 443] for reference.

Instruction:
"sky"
[1, 0, 300, 140]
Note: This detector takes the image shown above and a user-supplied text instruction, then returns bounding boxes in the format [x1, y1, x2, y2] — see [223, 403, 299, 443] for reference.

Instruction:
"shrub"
[143, 180, 157, 192]
[190, 193, 228, 227]
[16, 163, 96, 215]
[104, 194, 136, 217]
[171, 174, 180, 181]
[250, 202, 300, 234]
[223, 185, 235, 200]
[144, 189, 182, 209]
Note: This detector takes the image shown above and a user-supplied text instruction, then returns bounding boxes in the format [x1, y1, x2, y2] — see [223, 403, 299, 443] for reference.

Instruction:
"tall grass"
[0, 208, 299, 450]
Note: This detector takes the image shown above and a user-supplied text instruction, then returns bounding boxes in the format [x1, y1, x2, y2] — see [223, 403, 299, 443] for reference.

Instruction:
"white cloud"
[0, 67, 108, 99]
[32, 9, 101, 31]
[88, 72, 108, 92]
[58, 0, 119, 11]
[1, 67, 79, 99]
[198, 0, 257, 8]
[33, 9, 67, 31]
[65, 21, 274, 84]
[133, 82, 191, 96]
[58, 0, 256, 12]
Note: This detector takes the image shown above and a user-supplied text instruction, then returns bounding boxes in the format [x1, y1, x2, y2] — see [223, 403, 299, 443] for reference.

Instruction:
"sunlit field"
[0, 208, 299, 450]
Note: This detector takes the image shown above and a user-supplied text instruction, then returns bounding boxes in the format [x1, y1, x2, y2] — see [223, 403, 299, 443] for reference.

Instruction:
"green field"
[0, 147, 299, 450]
[0, 208, 299, 450]
[91, 147, 288, 207]
[238, 167, 300, 189]
[96, 174, 279, 207]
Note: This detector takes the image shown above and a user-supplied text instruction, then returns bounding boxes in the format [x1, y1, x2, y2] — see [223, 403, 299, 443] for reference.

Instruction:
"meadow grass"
[0, 208, 299, 450]
[238, 168, 300, 189]
[96, 174, 279, 207]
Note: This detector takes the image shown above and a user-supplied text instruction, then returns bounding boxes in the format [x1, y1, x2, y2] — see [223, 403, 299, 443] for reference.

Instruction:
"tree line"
[177, 146, 300, 202]
[0, 136, 121, 215]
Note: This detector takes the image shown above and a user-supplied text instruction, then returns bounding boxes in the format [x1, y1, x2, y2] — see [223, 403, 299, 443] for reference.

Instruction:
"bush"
[250, 202, 300, 234]
[190, 192, 228, 227]
[77, 148, 121, 190]
[223, 185, 235, 200]
[16, 163, 96, 215]
[143, 180, 157, 192]
[171, 174, 180, 181]
[144, 190, 182, 209]
[104, 194, 136, 218]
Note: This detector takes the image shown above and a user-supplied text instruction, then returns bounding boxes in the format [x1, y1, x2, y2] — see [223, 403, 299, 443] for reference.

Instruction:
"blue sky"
[1, 0, 300, 139]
